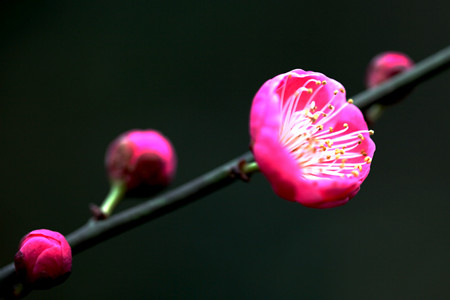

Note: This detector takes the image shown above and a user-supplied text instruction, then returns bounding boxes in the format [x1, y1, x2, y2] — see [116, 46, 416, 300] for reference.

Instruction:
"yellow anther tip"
[351, 170, 359, 177]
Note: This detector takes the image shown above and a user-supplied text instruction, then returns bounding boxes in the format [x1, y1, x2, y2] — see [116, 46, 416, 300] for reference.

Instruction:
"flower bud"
[105, 129, 177, 196]
[366, 51, 414, 89]
[364, 52, 414, 122]
[14, 229, 72, 289]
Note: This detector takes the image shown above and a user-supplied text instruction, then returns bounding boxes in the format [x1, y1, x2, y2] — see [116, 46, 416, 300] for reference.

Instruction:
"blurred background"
[0, 0, 449, 299]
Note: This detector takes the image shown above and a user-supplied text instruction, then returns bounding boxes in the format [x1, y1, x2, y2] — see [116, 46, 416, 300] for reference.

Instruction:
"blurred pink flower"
[105, 129, 177, 195]
[14, 229, 72, 289]
[250, 69, 375, 208]
[366, 51, 414, 88]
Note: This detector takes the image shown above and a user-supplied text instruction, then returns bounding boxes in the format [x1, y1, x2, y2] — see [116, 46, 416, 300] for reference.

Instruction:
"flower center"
[278, 77, 373, 180]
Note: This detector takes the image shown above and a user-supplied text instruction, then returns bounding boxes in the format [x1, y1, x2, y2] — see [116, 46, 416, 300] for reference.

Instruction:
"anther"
[328, 104, 334, 110]
[369, 130, 374, 135]
[351, 170, 359, 177]
[355, 164, 362, 171]
[329, 127, 333, 133]
[317, 125, 323, 130]
[339, 88, 345, 93]
[322, 113, 327, 117]
[307, 88, 313, 94]
[322, 80, 327, 85]
[333, 90, 338, 95]
[361, 150, 367, 156]
[343, 123, 348, 128]
[364, 157, 372, 164]
[310, 113, 319, 123]
[347, 99, 354, 104]
[357, 134, 364, 140]
[335, 149, 344, 155]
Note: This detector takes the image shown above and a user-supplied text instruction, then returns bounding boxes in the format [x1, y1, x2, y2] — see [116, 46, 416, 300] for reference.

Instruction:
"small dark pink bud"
[366, 51, 414, 88]
[105, 129, 177, 196]
[14, 229, 72, 289]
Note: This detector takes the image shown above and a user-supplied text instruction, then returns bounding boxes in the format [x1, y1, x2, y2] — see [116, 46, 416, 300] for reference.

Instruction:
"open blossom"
[14, 229, 72, 289]
[105, 129, 177, 196]
[250, 69, 375, 208]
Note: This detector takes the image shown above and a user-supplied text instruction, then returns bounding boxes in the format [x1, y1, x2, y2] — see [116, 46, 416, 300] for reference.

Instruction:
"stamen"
[278, 75, 373, 180]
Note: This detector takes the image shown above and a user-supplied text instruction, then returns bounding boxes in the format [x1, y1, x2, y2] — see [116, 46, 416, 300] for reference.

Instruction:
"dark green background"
[1, 0, 449, 299]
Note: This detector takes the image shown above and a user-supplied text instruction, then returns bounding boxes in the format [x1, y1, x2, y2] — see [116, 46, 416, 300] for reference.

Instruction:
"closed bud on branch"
[105, 129, 177, 196]
[14, 229, 72, 290]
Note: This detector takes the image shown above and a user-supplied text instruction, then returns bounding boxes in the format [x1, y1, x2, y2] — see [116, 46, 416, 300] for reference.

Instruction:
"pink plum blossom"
[250, 69, 375, 208]
[366, 51, 414, 88]
[14, 229, 72, 289]
[105, 129, 177, 195]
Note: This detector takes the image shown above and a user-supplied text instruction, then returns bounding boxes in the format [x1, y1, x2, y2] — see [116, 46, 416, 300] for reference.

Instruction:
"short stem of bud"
[100, 181, 127, 217]
[242, 161, 260, 175]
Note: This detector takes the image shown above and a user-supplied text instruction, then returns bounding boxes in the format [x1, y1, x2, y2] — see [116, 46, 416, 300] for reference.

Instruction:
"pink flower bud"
[366, 51, 414, 88]
[250, 69, 375, 208]
[105, 129, 177, 196]
[14, 229, 72, 289]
